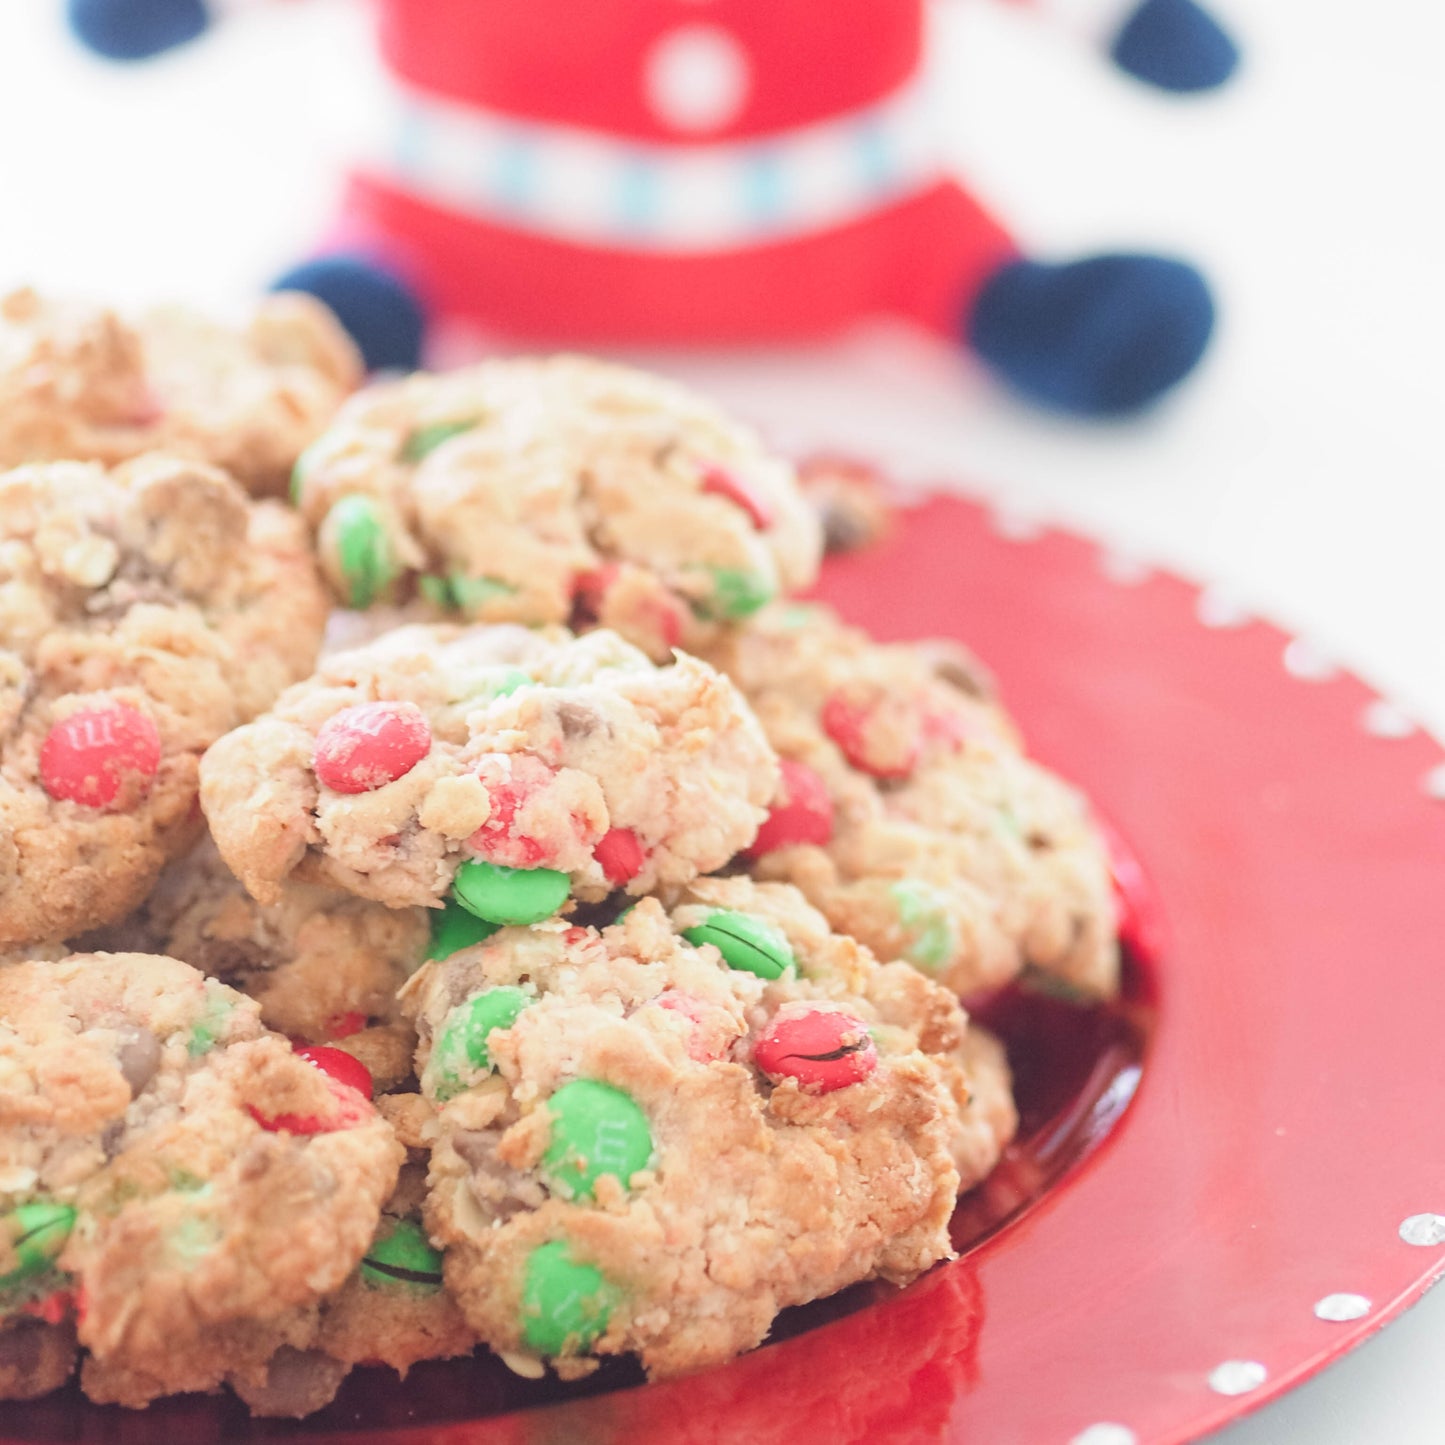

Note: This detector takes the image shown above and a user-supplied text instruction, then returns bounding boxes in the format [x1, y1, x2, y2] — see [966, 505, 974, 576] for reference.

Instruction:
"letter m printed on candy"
[591, 1116, 643, 1178]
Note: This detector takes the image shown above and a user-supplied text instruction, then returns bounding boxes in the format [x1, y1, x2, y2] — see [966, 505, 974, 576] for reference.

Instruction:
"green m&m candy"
[361, 1219, 444, 1292]
[418, 573, 517, 615]
[289, 437, 325, 504]
[429, 987, 531, 1100]
[0, 1202, 76, 1288]
[427, 896, 500, 962]
[401, 418, 480, 462]
[682, 910, 795, 980]
[541, 1080, 654, 1201]
[775, 603, 820, 630]
[449, 575, 516, 615]
[167, 1213, 221, 1266]
[324, 495, 397, 608]
[417, 574, 451, 609]
[187, 993, 234, 1057]
[443, 665, 533, 705]
[889, 880, 958, 973]
[693, 567, 774, 621]
[482, 667, 533, 700]
[452, 860, 570, 927]
[521, 1241, 617, 1355]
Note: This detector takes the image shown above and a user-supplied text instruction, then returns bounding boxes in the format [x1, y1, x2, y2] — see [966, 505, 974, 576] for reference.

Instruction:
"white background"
[1, 2, 1443, 1439]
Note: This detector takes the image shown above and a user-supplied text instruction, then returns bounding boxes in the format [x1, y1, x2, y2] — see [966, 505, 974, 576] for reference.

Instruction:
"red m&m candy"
[656, 990, 725, 1063]
[594, 827, 645, 885]
[700, 465, 773, 530]
[22, 1289, 73, 1326]
[570, 565, 619, 629]
[570, 565, 685, 653]
[252, 1046, 374, 1134]
[745, 759, 834, 858]
[313, 702, 431, 794]
[468, 754, 558, 868]
[39, 703, 160, 808]
[921, 708, 971, 752]
[753, 1010, 877, 1094]
[820, 687, 920, 781]
[296, 1045, 375, 1101]
[636, 592, 685, 654]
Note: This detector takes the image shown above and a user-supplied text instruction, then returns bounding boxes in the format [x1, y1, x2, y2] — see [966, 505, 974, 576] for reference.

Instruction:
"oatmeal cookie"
[0, 456, 329, 950]
[314, 1158, 476, 1386]
[0, 288, 360, 496]
[0, 952, 402, 1406]
[200, 624, 777, 915]
[96, 837, 428, 1089]
[289, 357, 821, 660]
[222, 1152, 476, 1418]
[795, 453, 895, 554]
[701, 604, 1119, 998]
[671, 875, 1017, 1185]
[400, 878, 1010, 1380]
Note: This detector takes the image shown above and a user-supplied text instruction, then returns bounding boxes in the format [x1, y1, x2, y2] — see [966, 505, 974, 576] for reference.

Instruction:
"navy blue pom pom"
[1111, 0, 1240, 93]
[965, 254, 1216, 417]
[67, 0, 210, 61]
[271, 255, 426, 374]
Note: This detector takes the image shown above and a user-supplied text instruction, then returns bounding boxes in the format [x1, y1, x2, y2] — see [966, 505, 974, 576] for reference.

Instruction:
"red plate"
[9, 494, 1445, 1444]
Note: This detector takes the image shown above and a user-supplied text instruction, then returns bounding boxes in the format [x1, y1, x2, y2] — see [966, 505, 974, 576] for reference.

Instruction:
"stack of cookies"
[0, 291, 1118, 1416]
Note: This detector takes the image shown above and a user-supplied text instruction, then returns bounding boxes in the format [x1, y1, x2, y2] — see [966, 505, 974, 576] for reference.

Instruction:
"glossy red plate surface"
[9, 493, 1445, 1445]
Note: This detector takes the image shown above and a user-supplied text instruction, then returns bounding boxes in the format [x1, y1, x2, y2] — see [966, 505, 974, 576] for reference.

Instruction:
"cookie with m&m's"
[0, 455, 328, 950]
[0, 288, 359, 497]
[702, 603, 1120, 999]
[289, 356, 820, 660]
[0, 952, 400, 1409]
[399, 876, 1014, 1381]
[91, 836, 429, 1091]
[305, 1163, 476, 1393]
[199, 623, 776, 914]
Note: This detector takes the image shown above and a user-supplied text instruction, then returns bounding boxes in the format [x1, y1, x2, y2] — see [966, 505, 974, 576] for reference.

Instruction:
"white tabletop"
[2, 2, 1443, 1439]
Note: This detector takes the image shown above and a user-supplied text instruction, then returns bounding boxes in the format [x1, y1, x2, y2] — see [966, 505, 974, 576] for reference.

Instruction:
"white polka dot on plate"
[644, 24, 750, 134]
[1099, 550, 1151, 586]
[1070, 1425, 1137, 1445]
[1195, 586, 1250, 628]
[1361, 699, 1416, 738]
[1208, 1360, 1267, 1396]
[1282, 638, 1338, 681]
[1314, 1293, 1371, 1322]
[1400, 1213, 1445, 1245]
[1420, 765, 1445, 802]
[989, 505, 1044, 542]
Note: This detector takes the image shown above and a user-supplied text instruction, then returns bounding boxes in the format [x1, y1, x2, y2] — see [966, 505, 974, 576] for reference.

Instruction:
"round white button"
[643, 23, 750, 134]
